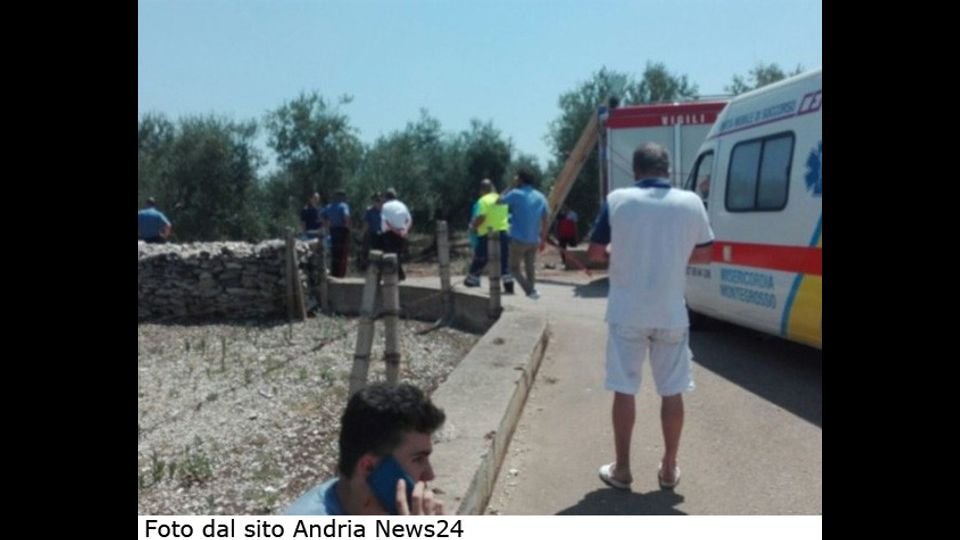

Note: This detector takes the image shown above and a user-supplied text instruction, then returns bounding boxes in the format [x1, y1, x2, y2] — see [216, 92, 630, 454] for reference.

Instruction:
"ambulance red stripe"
[711, 241, 821, 276]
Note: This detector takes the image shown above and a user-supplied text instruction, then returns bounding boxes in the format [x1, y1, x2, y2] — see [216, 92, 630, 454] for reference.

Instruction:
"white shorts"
[605, 323, 695, 396]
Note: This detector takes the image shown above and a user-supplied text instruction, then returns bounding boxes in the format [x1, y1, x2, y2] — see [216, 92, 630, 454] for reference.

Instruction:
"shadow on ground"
[691, 317, 822, 427]
[556, 487, 687, 515]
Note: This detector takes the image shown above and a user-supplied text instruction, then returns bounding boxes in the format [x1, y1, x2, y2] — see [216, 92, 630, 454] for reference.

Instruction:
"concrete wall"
[429, 308, 550, 514]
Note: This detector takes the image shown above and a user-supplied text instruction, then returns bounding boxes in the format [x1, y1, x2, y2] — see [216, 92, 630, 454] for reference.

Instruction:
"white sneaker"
[527, 290, 540, 300]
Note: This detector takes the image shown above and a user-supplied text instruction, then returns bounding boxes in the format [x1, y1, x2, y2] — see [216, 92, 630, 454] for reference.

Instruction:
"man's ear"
[356, 453, 379, 479]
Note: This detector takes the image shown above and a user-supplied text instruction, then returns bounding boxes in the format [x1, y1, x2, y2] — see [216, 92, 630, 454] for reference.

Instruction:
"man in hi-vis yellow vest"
[463, 179, 513, 293]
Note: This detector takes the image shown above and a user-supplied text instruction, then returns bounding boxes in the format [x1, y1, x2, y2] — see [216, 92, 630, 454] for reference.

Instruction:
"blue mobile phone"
[367, 455, 415, 515]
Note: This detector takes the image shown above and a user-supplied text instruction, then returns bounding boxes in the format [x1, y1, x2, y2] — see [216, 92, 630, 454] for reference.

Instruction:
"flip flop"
[658, 464, 681, 490]
[598, 463, 632, 490]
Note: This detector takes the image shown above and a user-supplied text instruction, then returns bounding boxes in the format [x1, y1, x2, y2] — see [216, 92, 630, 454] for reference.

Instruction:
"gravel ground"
[137, 315, 478, 515]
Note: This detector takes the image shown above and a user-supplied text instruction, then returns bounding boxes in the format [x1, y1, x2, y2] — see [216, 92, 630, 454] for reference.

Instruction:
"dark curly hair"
[337, 383, 446, 478]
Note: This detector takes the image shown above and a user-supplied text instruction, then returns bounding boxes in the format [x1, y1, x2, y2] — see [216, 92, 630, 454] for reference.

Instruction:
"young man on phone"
[284, 383, 446, 515]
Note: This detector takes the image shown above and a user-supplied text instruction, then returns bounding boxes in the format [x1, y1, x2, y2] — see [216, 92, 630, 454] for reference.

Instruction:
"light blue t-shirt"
[501, 185, 548, 244]
[138, 208, 170, 239]
[283, 478, 344, 515]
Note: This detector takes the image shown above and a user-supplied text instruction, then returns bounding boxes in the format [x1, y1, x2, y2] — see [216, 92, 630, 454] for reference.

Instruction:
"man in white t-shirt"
[380, 188, 413, 281]
[588, 142, 714, 492]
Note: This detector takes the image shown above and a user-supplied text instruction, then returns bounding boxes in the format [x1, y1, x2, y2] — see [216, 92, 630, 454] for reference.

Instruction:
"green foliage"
[264, 92, 363, 204]
[178, 442, 214, 487]
[636, 62, 699, 104]
[352, 112, 516, 230]
[351, 110, 446, 227]
[448, 119, 512, 226]
[259, 169, 302, 238]
[137, 113, 266, 242]
[138, 113, 175, 209]
[726, 62, 805, 95]
[505, 153, 545, 190]
[138, 62, 781, 243]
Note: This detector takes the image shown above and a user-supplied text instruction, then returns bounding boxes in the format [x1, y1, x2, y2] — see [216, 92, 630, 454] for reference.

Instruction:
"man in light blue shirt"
[284, 383, 447, 515]
[500, 168, 548, 299]
[138, 197, 172, 243]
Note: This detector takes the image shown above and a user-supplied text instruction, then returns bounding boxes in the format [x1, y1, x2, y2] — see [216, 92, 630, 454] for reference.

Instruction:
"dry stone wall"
[138, 241, 318, 320]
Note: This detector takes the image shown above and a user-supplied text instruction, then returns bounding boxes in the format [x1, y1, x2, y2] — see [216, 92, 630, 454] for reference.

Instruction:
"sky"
[138, 0, 822, 171]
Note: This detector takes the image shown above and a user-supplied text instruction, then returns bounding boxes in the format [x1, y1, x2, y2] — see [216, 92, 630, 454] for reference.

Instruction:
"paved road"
[483, 273, 822, 515]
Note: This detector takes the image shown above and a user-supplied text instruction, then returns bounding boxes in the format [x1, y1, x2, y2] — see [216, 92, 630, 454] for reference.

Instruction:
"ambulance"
[683, 68, 822, 349]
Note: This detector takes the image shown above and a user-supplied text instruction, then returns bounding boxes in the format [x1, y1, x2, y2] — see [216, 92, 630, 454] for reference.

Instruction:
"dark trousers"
[141, 237, 166, 244]
[558, 236, 576, 263]
[330, 227, 350, 278]
[468, 231, 511, 277]
[380, 231, 406, 281]
[360, 230, 384, 270]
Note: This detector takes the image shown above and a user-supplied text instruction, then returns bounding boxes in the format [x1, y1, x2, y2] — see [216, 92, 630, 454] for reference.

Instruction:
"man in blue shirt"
[500, 168, 549, 299]
[323, 189, 352, 278]
[284, 383, 447, 515]
[138, 197, 172, 243]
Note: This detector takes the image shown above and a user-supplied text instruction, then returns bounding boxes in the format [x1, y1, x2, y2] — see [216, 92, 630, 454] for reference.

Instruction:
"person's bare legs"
[660, 393, 684, 482]
[611, 391, 635, 483]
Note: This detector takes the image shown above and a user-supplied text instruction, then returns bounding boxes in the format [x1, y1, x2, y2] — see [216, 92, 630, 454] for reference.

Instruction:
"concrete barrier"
[428, 308, 549, 515]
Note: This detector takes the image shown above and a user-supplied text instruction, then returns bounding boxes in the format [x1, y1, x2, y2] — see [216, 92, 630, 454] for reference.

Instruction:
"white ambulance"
[683, 68, 822, 349]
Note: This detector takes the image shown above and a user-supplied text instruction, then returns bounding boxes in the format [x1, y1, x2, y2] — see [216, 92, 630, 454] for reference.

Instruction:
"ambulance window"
[757, 135, 792, 210]
[727, 142, 761, 211]
[726, 132, 794, 212]
[685, 152, 714, 208]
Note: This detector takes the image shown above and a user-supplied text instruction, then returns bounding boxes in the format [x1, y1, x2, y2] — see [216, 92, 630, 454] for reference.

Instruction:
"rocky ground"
[137, 314, 478, 515]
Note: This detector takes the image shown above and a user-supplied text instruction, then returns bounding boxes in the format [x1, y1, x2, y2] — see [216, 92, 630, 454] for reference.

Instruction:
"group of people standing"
[139, 173, 567, 296]
[300, 188, 412, 280]
[298, 168, 556, 294]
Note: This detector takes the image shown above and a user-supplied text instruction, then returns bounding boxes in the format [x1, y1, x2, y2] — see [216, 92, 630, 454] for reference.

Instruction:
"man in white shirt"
[380, 188, 413, 281]
[588, 142, 714, 492]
